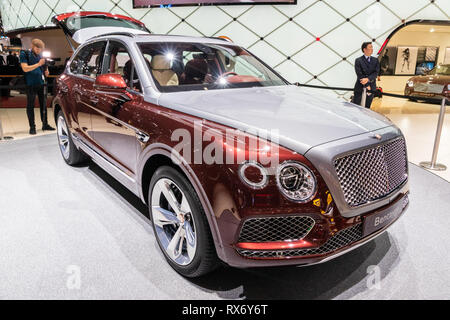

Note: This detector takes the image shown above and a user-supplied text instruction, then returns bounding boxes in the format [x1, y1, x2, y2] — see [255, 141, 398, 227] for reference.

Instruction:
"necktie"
[367, 56, 371, 63]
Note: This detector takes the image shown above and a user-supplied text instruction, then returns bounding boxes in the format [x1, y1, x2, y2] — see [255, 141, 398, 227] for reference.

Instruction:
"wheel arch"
[52, 96, 71, 128]
[138, 144, 226, 262]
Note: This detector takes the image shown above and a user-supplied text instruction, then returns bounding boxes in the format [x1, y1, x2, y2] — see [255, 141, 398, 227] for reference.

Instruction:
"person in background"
[380, 48, 390, 75]
[20, 39, 55, 135]
[6, 51, 15, 65]
[352, 42, 380, 109]
[13, 52, 20, 66]
[0, 53, 5, 66]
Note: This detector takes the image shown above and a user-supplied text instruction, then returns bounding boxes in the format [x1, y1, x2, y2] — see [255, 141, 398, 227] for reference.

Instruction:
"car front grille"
[238, 215, 315, 243]
[334, 137, 408, 207]
[237, 223, 363, 259]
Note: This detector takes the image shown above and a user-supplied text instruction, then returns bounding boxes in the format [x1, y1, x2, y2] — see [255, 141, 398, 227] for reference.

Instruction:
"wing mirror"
[94, 73, 127, 92]
[94, 73, 133, 102]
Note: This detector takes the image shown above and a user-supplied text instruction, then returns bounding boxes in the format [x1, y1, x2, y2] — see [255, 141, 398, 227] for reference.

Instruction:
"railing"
[294, 82, 448, 171]
[1, 80, 448, 172]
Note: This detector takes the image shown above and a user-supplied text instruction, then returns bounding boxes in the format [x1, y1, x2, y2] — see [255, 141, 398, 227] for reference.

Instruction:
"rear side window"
[70, 41, 106, 79]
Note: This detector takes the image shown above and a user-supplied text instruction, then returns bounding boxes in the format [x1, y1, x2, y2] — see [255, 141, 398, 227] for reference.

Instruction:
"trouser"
[352, 88, 374, 109]
[26, 84, 47, 128]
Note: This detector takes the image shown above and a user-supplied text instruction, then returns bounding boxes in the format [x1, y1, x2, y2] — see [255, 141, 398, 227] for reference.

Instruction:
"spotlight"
[166, 52, 174, 60]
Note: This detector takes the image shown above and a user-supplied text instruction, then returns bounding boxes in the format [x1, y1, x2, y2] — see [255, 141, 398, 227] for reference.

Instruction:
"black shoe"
[42, 124, 55, 131]
[29, 127, 36, 135]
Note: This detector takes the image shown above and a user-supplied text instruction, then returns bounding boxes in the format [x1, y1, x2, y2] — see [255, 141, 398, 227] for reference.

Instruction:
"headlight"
[238, 161, 269, 189]
[276, 161, 317, 203]
[407, 81, 414, 87]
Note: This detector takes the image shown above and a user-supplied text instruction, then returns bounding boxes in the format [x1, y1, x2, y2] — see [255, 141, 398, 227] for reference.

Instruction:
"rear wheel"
[56, 110, 87, 165]
[149, 166, 219, 277]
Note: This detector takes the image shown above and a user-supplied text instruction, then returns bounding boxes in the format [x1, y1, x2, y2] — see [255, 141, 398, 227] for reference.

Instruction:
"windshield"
[63, 16, 148, 34]
[429, 65, 450, 76]
[138, 42, 288, 92]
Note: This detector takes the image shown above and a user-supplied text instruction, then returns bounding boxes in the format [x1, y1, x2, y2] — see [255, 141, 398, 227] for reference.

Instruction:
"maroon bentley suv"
[53, 12, 409, 277]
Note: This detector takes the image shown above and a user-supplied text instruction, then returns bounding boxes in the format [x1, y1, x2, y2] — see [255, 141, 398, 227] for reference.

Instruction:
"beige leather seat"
[150, 55, 179, 86]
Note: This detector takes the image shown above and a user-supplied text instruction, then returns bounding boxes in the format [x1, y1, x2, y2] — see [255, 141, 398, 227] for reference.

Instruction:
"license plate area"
[362, 195, 406, 237]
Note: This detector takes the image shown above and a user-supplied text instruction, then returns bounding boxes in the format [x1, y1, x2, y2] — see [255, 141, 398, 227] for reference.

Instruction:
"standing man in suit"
[353, 42, 380, 109]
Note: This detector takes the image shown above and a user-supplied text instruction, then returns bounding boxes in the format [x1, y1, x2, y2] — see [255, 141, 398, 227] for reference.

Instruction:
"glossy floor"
[0, 134, 449, 299]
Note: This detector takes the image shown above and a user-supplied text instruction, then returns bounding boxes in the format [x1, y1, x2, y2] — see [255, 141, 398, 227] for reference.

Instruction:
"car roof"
[90, 32, 234, 46]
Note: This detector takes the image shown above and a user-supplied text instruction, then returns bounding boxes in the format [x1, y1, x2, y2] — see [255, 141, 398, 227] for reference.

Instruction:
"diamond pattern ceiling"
[1, 0, 448, 99]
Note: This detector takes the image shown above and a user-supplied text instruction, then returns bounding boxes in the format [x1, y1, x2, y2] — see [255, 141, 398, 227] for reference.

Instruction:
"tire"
[56, 110, 88, 165]
[148, 166, 219, 277]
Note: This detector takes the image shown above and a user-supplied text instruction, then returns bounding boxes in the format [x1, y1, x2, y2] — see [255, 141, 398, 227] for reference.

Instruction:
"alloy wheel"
[57, 115, 70, 160]
[151, 178, 197, 266]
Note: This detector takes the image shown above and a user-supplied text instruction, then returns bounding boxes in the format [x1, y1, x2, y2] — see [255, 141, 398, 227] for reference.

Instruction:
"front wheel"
[56, 110, 87, 165]
[149, 166, 219, 277]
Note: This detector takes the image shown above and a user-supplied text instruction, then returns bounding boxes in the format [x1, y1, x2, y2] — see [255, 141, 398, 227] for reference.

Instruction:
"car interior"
[138, 42, 284, 92]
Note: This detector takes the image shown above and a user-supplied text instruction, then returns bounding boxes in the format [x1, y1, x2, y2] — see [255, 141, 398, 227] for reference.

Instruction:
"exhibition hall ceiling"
[0, 0, 448, 98]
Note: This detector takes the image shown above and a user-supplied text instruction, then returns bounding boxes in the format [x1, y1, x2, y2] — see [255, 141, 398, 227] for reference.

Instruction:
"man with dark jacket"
[6, 51, 16, 65]
[20, 39, 55, 134]
[353, 42, 380, 109]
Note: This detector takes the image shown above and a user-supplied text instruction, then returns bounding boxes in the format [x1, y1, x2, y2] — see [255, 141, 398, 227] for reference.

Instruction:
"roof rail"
[90, 31, 150, 40]
[208, 36, 232, 42]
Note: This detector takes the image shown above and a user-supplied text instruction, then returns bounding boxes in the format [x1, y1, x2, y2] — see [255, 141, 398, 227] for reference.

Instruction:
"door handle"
[136, 131, 149, 143]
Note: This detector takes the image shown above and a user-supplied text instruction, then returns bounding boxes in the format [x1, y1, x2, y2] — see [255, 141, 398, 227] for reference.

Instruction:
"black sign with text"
[134, 0, 296, 8]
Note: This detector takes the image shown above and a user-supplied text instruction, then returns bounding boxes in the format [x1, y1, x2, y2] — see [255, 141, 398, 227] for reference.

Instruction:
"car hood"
[157, 85, 393, 154]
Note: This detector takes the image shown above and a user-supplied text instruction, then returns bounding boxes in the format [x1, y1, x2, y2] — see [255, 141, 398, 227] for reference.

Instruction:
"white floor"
[1, 93, 449, 181]
[0, 134, 449, 299]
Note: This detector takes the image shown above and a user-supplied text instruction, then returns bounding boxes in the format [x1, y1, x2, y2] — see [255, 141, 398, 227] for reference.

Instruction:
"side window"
[70, 41, 106, 79]
[103, 41, 141, 92]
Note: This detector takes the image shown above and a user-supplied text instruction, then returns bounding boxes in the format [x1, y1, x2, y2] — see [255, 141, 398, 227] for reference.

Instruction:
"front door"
[90, 40, 142, 176]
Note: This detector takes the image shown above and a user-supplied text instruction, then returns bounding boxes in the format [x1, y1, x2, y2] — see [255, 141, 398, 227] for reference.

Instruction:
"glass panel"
[434, 65, 450, 75]
[103, 41, 141, 92]
[138, 42, 287, 92]
[70, 41, 106, 78]
[64, 16, 147, 34]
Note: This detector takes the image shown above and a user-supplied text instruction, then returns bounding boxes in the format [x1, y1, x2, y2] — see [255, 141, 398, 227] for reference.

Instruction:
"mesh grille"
[334, 138, 408, 207]
[238, 223, 363, 259]
[238, 216, 315, 243]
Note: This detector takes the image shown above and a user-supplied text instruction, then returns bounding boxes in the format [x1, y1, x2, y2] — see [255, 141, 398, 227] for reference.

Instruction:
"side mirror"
[94, 73, 132, 103]
[94, 73, 127, 93]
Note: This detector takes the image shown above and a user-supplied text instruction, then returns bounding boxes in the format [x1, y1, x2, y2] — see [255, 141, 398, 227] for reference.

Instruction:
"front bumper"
[223, 191, 408, 268]
[405, 88, 446, 101]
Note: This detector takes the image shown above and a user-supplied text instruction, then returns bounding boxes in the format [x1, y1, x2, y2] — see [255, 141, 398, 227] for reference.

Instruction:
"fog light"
[238, 161, 269, 189]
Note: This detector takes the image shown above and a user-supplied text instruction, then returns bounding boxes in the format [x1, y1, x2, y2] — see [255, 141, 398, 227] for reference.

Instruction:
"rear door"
[52, 12, 150, 48]
[68, 40, 107, 141]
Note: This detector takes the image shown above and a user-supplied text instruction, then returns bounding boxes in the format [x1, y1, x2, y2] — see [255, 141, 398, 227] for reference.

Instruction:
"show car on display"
[405, 64, 450, 101]
[52, 12, 410, 277]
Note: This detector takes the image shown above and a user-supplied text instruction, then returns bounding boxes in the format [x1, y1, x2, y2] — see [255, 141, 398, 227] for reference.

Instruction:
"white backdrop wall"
[1, 0, 449, 98]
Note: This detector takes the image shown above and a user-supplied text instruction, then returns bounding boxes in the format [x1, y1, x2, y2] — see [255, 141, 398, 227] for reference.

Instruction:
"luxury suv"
[53, 12, 409, 277]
